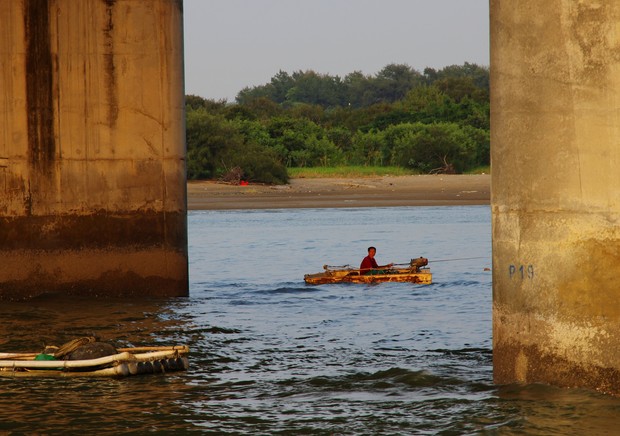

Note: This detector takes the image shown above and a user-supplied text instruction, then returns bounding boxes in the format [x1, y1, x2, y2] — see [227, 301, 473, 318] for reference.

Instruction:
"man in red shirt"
[360, 246, 393, 275]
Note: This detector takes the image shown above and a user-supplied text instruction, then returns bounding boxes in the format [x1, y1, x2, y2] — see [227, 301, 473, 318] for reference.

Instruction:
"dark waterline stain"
[0, 211, 187, 250]
[103, 0, 119, 127]
[24, 0, 55, 167]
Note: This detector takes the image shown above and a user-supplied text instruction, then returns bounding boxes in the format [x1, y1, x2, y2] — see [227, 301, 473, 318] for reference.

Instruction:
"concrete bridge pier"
[491, 1, 620, 393]
[0, 0, 187, 298]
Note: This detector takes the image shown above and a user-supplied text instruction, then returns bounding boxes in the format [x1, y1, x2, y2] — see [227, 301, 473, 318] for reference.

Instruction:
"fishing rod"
[324, 256, 487, 270]
[391, 256, 487, 267]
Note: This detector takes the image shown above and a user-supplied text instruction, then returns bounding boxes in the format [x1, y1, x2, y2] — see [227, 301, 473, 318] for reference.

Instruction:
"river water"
[1, 206, 620, 434]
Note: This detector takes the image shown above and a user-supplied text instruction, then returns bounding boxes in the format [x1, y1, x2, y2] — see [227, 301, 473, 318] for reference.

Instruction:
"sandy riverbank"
[187, 174, 490, 210]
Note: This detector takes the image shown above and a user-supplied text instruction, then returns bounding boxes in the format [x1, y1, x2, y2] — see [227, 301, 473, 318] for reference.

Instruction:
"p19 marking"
[509, 264, 534, 280]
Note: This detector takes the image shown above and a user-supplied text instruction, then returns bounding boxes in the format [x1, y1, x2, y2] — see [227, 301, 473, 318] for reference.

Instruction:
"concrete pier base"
[491, 1, 620, 394]
[0, 0, 188, 298]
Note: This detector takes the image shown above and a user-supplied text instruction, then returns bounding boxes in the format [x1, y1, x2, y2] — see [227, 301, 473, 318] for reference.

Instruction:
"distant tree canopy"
[186, 63, 489, 184]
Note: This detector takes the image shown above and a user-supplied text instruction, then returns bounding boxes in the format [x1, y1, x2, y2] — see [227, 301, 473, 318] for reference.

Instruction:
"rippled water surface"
[2, 206, 620, 434]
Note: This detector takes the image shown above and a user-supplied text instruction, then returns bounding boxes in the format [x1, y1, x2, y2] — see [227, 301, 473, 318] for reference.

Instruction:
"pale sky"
[183, 0, 490, 101]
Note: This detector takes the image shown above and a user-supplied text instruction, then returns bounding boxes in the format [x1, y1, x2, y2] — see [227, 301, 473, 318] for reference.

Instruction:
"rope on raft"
[54, 337, 97, 359]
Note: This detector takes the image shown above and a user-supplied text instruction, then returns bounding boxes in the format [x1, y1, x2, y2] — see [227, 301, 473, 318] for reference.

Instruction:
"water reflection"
[0, 295, 192, 351]
[494, 383, 620, 435]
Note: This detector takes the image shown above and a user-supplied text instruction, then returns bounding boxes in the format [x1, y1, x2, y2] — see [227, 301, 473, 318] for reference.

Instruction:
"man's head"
[367, 246, 376, 257]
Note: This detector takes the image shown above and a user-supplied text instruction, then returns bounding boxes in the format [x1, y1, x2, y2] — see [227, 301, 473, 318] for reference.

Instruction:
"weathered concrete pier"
[0, 0, 188, 298]
[491, 1, 620, 393]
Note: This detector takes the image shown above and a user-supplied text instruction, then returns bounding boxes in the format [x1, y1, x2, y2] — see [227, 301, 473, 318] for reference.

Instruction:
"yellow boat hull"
[304, 268, 432, 285]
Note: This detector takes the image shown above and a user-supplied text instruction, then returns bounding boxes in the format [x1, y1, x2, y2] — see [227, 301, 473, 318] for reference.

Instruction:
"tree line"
[186, 62, 490, 184]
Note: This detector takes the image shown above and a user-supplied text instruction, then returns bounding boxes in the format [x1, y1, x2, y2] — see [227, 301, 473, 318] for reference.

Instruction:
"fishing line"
[429, 256, 488, 263]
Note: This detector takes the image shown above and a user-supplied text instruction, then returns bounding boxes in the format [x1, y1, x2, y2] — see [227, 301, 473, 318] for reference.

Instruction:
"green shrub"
[220, 143, 289, 185]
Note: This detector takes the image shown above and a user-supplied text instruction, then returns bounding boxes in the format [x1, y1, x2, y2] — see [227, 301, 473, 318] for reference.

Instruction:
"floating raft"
[0, 345, 189, 378]
[304, 257, 432, 285]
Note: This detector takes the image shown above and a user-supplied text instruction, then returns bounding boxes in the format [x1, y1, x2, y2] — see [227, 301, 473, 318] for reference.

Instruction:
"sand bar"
[187, 174, 490, 210]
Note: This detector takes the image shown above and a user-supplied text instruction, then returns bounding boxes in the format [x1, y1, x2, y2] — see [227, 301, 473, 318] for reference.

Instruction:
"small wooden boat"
[304, 257, 432, 285]
[0, 339, 189, 378]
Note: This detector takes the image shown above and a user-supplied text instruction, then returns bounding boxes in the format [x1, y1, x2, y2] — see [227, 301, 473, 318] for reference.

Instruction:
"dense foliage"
[186, 62, 489, 184]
